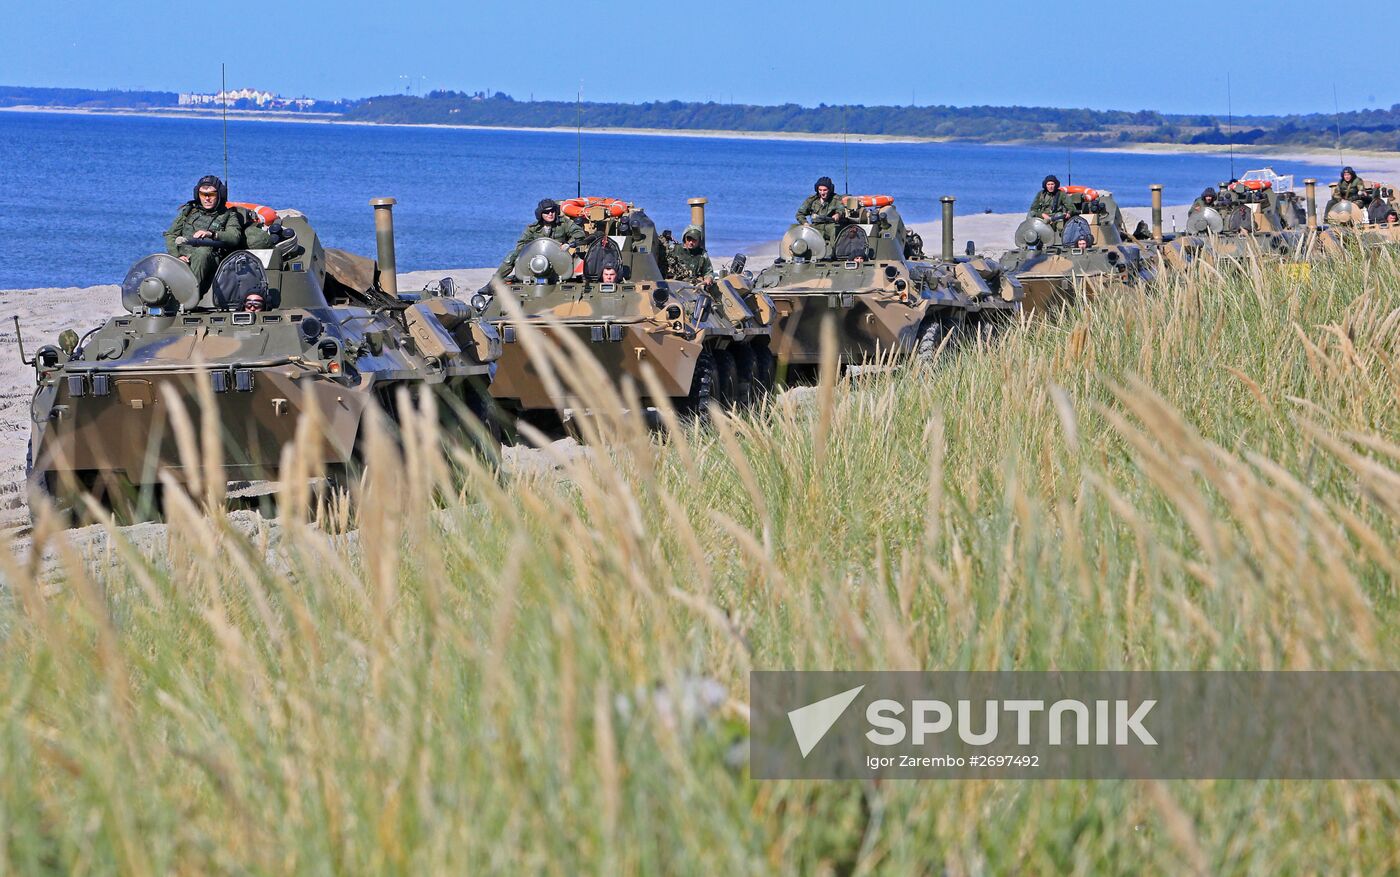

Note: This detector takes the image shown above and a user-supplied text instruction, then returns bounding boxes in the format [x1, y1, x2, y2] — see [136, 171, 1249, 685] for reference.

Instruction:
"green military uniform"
[163, 175, 244, 294]
[1189, 188, 1218, 213]
[1337, 167, 1367, 202]
[496, 199, 585, 278]
[1028, 189, 1075, 220]
[795, 192, 846, 225]
[666, 225, 714, 282]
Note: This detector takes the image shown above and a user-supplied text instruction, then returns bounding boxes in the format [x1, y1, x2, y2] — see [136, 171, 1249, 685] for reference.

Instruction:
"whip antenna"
[842, 105, 849, 195]
[576, 81, 583, 198]
[1226, 72, 1235, 180]
[221, 62, 229, 187]
[1067, 148, 1072, 186]
[1332, 83, 1345, 169]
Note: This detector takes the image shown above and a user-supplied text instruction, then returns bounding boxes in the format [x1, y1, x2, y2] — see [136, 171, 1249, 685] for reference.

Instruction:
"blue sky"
[4, 0, 1396, 115]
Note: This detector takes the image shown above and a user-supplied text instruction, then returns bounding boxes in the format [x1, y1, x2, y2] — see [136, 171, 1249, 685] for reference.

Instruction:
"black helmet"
[1201, 187, 1217, 201]
[192, 174, 228, 212]
[1043, 174, 1061, 190]
[1342, 166, 1356, 180]
[535, 198, 561, 222]
[814, 176, 835, 193]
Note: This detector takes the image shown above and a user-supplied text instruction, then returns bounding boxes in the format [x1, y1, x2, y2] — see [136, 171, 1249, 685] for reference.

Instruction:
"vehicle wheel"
[713, 347, 739, 409]
[678, 349, 718, 423]
[456, 378, 503, 470]
[730, 345, 756, 408]
[750, 344, 776, 399]
[916, 311, 960, 365]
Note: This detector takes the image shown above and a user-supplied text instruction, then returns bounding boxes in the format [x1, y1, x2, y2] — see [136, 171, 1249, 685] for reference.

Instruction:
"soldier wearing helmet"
[665, 225, 714, 284]
[1336, 167, 1369, 205]
[795, 176, 847, 243]
[1190, 187, 1218, 213]
[163, 174, 245, 294]
[495, 198, 585, 280]
[1028, 175, 1074, 227]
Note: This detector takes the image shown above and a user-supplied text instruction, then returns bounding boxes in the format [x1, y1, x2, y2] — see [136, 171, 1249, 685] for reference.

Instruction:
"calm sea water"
[0, 110, 1338, 289]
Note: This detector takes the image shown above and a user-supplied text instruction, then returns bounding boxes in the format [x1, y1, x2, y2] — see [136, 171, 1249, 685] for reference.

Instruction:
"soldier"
[666, 225, 714, 284]
[1190, 187, 1218, 212]
[1028, 175, 1074, 226]
[795, 176, 847, 242]
[164, 175, 244, 294]
[1337, 167, 1369, 204]
[495, 198, 585, 279]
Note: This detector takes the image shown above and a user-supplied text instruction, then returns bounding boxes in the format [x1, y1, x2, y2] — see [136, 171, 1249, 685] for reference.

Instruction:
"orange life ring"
[1240, 180, 1271, 191]
[227, 202, 279, 226]
[561, 196, 629, 219]
[851, 194, 894, 208]
[1062, 185, 1099, 200]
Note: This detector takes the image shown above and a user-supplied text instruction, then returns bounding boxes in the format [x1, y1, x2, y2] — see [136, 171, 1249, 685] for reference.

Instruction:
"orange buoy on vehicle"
[1062, 185, 1099, 200]
[1240, 180, 1271, 190]
[227, 202, 279, 226]
[851, 194, 894, 208]
[561, 197, 629, 219]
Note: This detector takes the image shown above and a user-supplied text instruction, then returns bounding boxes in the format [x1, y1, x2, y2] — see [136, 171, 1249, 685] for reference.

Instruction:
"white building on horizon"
[178, 88, 316, 109]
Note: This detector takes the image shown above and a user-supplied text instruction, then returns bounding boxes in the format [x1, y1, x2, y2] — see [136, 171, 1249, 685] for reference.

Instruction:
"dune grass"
[0, 247, 1397, 874]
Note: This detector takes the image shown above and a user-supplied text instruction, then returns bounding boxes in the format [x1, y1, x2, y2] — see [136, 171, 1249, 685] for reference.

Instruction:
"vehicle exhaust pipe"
[1150, 185, 1163, 241]
[371, 197, 398, 296]
[688, 197, 707, 236]
[940, 196, 955, 261]
[1304, 178, 1318, 229]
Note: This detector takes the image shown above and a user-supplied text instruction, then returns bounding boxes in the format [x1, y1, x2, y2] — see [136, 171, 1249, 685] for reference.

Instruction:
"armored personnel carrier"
[1323, 175, 1400, 249]
[750, 194, 1019, 373]
[478, 196, 775, 423]
[1000, 187, 1155, 314]
[1183, 174, 1315, 263]
[22, 198, 500, 522]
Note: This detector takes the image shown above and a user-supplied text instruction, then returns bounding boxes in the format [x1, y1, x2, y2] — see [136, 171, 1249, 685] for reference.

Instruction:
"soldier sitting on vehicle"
[495, 198, 585, 280]
[1028, 175, 1075, 229]
[665, 225, 714, 284]
[164, 174, 245, 295]
[1336, 166, 1370, 205]
[1190, 187, 1218, 213]
[796, 176, 847, 242]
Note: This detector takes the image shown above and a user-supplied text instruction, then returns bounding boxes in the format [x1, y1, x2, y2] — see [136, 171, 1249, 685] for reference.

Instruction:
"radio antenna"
[576, 81, 583, 198]
[1067, 147, 1072, 186]
[1332, 83, 1345, 169]
[221, 62, 230, 187]
[842, 106, 850, 195]
[1226, 72, 1235, 180]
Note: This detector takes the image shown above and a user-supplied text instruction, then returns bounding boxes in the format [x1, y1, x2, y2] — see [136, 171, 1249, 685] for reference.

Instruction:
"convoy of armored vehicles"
[12, 161, 1387, 525]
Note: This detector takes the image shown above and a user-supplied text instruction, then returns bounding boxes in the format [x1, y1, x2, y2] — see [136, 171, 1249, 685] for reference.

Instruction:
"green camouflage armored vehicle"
[1323, 173, 1400, 249]
[477, 196, 775, 423]
[22, 198, 500, 522]
[1000, 186, 1155, 315]
[1184, 172, 1319, 263]
[751, 194, 1019, 373]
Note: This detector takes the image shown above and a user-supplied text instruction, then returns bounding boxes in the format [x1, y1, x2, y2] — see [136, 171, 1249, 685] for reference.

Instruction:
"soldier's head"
[193, 175, 227, 213]
[1201, 187, 1216, 206]
[1342, 166, 1356, 182]
[1043, 175, 1061, 194]
[815, 176, 835, 199]
[535, 198, 561, 225]
[243, 292, 265, 313]
[1387, 210, 1399, 225]
[1074, 234, 1090, 251]
[682, 225, 704, 252]
[601, 264, 619, 283]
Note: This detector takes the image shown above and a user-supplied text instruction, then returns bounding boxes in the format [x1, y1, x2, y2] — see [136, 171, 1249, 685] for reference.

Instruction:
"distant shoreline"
[11, 104, 1400, 162]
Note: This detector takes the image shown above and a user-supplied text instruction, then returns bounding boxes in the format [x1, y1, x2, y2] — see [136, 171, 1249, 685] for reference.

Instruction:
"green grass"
[1, 247, 1397, 874]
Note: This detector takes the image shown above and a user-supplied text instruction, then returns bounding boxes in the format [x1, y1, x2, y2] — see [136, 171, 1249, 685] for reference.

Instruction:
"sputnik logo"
[787, 685, 864, 758]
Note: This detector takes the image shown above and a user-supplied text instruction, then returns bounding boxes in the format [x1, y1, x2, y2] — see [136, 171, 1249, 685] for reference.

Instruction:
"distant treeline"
[343, 91, 1400, 153]
[7, 85, 1400, 152]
